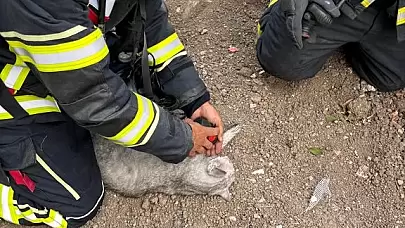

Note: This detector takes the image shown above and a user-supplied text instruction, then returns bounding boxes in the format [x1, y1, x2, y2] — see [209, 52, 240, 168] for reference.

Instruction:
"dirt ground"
[3, 0, 405, 227]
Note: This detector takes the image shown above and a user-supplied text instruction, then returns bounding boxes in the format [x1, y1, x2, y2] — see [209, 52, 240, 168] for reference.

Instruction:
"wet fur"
[92, 125, 240, 200]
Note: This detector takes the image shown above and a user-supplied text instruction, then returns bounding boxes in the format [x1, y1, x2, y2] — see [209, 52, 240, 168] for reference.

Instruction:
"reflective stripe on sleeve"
[147, 33, 185, 66]
[360, 0, 375, 8]
[268, 0, 278, 7]
[398, 7, 405, 26]
[105, 93, 158, 147]
[0, 25, 86, 42]
[5, 29, 109, 72]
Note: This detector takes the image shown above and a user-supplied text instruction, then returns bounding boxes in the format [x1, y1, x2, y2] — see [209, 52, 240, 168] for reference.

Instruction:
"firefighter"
[0, 0, 224, 227]
[256, 0, 404, 92]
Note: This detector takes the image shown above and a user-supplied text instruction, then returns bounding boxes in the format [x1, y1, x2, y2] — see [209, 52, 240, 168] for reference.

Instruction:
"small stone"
[254, 214, 261, 219]
[200, 50, 207, 55]
[253, 78, 264, 85]
[251, 95, 262, 103]
[276, 225, 283, 228]
[141, 199, 150, 210]
[237, 67, 252, 77]
[356, 165, 369, 179]
[176, 7, 181, 13]
[247, 178, 257, 183]
[250, 103, 257, 109]
[229, 216, 237, 222]
[252, 169, 265, 175]
[200, 29, 208, 35]
[150, 196, 159, 204]
[399, 128, 404, 135]
[347, 96, 372, 119]
[398, 180, 404, 186]
[258, 197, 266, 203]
[158, 195, 168, 206]
[250, 73, 257, 78]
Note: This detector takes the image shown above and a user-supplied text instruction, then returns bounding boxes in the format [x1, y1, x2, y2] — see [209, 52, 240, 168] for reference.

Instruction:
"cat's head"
[179, 155, 235, 201]
[177, 124, 240, 201]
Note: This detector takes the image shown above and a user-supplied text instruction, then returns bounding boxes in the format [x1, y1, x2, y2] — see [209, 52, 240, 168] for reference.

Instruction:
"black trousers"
[256, 3, 405, 92]
[0, 113, 104, 228]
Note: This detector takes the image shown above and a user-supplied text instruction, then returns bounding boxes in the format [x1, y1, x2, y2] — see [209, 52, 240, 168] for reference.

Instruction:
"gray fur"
[92, 125, 240, 201]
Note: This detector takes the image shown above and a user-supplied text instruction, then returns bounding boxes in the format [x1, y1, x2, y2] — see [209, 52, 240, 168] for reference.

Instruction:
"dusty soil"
[3, 0, 405, 227]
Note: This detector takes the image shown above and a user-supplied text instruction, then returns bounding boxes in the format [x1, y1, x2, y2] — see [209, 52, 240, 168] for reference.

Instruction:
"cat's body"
[92, 124, 240, 200]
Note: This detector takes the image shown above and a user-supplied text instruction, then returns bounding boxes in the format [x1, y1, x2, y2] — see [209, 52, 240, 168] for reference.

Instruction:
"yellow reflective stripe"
[7, 29, 109, 72]
[0, 95, 61, 120]
[0, 185, 17, 224]
[13, 202, 66, 226]
[360, 0, 375, 8]
[0, 25, 86, 42]
[268, 0, 278, 7]
[15, 203, 48, 215]
[106, 93, 156, 146]
[8, 29, 102, 53]
[36, 154, 80, 201]
[44, 210, 67, 228]
[7, 187, 18, 224]
[1, 185, 12, 223]
[1, 64, 30, 90]
[397, 7, 405, 26]
[134, 102, 160, 146]
[147, 33, 185, 66]
[257, 23, 263, 37]
[155, 51, 188, 72]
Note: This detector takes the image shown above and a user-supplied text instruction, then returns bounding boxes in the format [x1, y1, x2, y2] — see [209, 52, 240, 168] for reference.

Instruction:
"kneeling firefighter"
[256, 0, 405, 92]
[0, 0, 224, 227]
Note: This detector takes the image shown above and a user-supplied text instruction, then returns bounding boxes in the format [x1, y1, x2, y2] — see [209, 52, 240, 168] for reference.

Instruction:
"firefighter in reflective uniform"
[257, 0, 405, 92]
[0, 0, 224, 227]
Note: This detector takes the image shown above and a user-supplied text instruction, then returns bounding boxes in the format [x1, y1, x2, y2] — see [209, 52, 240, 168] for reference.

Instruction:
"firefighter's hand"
[185, 118, 220, 157]
[191, 102, 224, 156]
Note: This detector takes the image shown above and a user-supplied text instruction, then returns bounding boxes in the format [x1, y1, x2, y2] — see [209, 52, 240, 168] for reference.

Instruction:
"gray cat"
[92, 124, 240, 201]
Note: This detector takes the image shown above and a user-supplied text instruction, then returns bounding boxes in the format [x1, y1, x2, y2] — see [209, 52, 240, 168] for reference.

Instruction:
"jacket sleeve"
[0, 0, 193, 159]
[145, 0, 210, 117]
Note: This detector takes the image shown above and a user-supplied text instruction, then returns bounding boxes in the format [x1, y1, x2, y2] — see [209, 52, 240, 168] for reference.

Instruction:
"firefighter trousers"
[0, 113, 104, 228]
[256, 2, 405, 92]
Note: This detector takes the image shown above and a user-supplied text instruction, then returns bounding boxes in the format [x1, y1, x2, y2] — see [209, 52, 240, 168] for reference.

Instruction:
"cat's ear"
[210, 167, 227, 177]
[222, 124, 241, 148]
[218, 189, 231, 201]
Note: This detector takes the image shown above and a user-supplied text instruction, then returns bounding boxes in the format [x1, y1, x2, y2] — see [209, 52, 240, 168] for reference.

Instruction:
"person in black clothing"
[256, 0, 404, 92]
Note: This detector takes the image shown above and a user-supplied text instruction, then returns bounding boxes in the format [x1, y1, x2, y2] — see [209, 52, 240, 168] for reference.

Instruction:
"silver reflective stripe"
[19, 99, 59, 111]
[0, 99, 59, 113]
[148, 37, 183, 63]
[135, 102, 161, 146]
[2, 65, 29, 89]
[0, 96, 60, 119]
[119, 95, 151, 143]
[12, 36, 106, 65]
